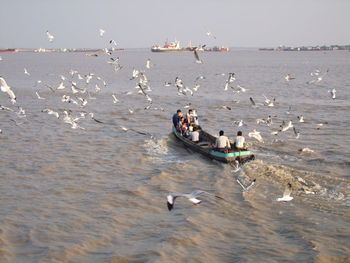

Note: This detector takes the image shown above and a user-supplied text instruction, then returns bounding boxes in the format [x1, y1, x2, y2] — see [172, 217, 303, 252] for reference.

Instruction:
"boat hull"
[172, 127, 255, 164]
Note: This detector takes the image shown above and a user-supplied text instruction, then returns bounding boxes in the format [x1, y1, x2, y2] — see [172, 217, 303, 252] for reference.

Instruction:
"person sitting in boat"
[233, 131, 246, 150]
[179, 117, 190, 137]
[192, 110, 199, 126]
[214, 130, 231, 152]
[172, 109, 182, 129]
[190, 126, 200, 143]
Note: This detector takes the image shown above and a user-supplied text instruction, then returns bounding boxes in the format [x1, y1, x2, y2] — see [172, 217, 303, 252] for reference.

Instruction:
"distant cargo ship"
[151, 40, 196, 52]
[204, 46, 230, 52]
[0, 49, 16, 53]
[151, 40, 229, 52]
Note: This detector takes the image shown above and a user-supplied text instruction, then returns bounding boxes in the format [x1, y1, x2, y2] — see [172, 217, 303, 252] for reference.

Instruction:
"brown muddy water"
[0, 50, 349, 262]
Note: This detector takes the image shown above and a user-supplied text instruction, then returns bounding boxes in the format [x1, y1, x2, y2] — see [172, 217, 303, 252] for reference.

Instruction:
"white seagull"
[99, 29, 105, 37]
[281, 120, 293, 132]
[329, 88, 336, 99]
[0, 76, 16, 104]
[46, 30, 54, 42]
[167, 190, 225, 211]
[193, 50, 203, 64]
[236, 179, 256, 192]
[24, 68, 30, 76]
[248, 129, 264, 143]
[112, 94, 119, 103]
[57, 82, 66, 90]
[277, 183, 293, 202]
[285, 74, 295, 81]
[36, 91, 45, 99]
[206, 31, 216, 39]
[42, 108, 59, 118]
[146, 58, 151, 69]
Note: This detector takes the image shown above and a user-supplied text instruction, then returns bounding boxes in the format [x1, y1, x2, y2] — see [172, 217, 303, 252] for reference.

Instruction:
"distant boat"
[0, 49, 16, 53]
[204, 46, 230, 52]
[172, 126, 255, 164]
[151, 40, 197, 52]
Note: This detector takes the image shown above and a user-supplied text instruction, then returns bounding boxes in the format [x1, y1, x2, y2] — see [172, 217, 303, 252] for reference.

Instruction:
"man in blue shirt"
[172, 109, 182, 128]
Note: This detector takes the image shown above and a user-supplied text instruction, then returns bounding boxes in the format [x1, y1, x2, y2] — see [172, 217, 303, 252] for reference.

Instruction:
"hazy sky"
[0, 0, 349, 49]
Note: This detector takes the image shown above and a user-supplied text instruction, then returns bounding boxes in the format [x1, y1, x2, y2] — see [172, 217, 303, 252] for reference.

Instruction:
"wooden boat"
[172, 126, 255, 164]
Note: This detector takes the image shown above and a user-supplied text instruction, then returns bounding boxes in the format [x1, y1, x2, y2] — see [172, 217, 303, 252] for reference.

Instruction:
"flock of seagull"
[0, 29, 339, 211]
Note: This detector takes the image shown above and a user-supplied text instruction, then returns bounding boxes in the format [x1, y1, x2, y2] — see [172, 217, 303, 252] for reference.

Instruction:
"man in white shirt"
[234, 131, 245, 149]
[190, 126, 200, 143]
[215, 130, 231, 150]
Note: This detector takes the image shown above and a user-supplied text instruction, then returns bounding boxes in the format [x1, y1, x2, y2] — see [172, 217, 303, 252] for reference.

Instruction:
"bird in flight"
[46, 30, 54, 42]
[277, 183, 293, 202]
[167, 190, 225, 211]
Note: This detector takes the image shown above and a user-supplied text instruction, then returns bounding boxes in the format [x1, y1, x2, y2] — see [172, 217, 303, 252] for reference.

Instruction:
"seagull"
[110, 39, 117, 46]
[299, 148, 315, 153]
[222, 105, 231, 110]
[175, 77, 184, 88]
[329, 88, 336, 99]
[206, 31, 216, 39]
[293, 127, 300, 139]
[277, 183, 293, 202]
[233, 120, 243, 127]
[195, 75, 205, 82]
[249, 97, 256, 107]
[42, 108, 59, 118]
[236, 178, 256, 192]
[167, 190, 225, 211]
[193, 50, 203, 64]
[263, 95, 275, 107]
[57, 82, 66, 90]
[0, 105, 14, 111]
[193, 84, 200, 91]
[121, 126, 128, 132]
[24, 68, 30, 76]
[285, 106, 292, 115]
[285, 74, 295, 81]
[112, 94, 119, 103]
[88, 112, 103, 123]
[248, 129, 264, 143]
[227, 73, 236, 83]
[130, 69, 140, 80]
[0, 76, 16, 104]
[146, 58, 151, 69]
[297, 115, 304, 123]
[236, 85, 247, 92]
[35, 91, 45, 100]
[281, 120, 293, 132]
[16, 107, 26, 118]
[46, 30, 54, 42]
[99, 29, 105, 37]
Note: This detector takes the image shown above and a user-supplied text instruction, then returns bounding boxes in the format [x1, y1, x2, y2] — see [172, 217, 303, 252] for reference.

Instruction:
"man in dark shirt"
[172, 109, 182, 128]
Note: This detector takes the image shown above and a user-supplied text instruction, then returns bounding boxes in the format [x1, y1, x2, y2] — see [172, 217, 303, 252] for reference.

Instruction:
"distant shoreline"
[1, 45, 350, 53]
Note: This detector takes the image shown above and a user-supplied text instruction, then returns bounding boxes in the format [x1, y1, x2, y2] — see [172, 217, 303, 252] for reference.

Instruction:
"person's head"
[180, 117, 185, 122]
[219, 130, 224, 136]
[188, 109, 193, 114]
[237, 131, 242, 136]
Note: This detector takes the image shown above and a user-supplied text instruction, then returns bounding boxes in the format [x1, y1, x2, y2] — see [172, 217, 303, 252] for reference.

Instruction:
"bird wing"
[250, 97, 256, 106]
[194, 50, 202, 63]
[283, 184, 292, 198]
